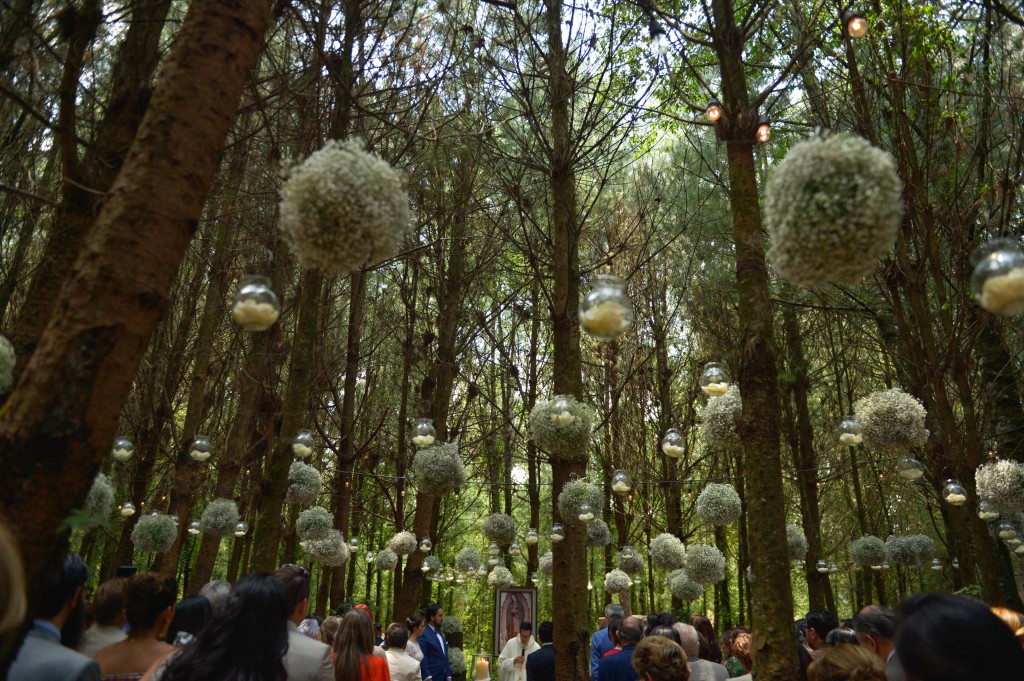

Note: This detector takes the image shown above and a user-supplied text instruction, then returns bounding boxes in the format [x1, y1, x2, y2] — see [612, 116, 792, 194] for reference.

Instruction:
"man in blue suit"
[526, 621, 555, 681]
[591, 603, 624, 681]
[419, 603, 453, 681]
[597, 616, 643, 681]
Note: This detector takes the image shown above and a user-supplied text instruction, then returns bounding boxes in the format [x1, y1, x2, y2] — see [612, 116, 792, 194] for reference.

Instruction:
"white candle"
[232, 299, 280, 330]
[551, 411, 575, 426]
[662, 443, 684, 458]
[980, 268, 1024, 315]
[612, 481, 630, 493]
[413, 435, 435, 446]
[292, 443, 313, 457]
[839, 433, 863, 445]
[475, 657, 490, 681]
[112, 448, 133, 461]
[580, 301, 632, 337]
[701, 382, 729, 397]
[946, 493, 966, 505]
[578, 511, 594, 521]
[190, 450, 211, 461]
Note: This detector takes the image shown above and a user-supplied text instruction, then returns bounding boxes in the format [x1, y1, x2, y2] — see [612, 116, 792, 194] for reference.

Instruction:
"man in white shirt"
[385, 623, 423, 681]
[274, 565, 334, 681]
[77, 578, 127, 658]
[497, 621, 540, 681]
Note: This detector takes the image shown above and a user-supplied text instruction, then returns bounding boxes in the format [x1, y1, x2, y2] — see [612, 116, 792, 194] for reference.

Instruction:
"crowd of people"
[3, 542, 1024, 681]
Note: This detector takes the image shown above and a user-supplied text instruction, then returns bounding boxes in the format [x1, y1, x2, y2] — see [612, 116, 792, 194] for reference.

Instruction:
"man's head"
[519, 621, 533, 645]
[804, 609, 838, 648]
[274, 564, 311, 624]
[90, 578, 127, 626]
[631, 635, 689, 681]
[618, 615, 644, 645]
[538, 621, 553, 645]
[674, 623, 700, 658]
[387, 622, 410, 649]
[604, 603, 625, 627]
[198, 579, 232, 614]
[37, 553, 89, 648]
[426, 602, 444, 628]
[608, 613, 624, 644]
[853, 604, 897, 660]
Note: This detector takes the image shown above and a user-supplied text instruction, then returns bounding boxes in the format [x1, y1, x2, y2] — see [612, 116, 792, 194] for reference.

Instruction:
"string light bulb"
[706, 98, 722, 122]
[756, 115, 771, 143]
[842, 9, 868, 38]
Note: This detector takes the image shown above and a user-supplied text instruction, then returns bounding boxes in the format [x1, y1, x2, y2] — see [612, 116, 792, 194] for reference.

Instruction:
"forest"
[0, 0, 1022, 679]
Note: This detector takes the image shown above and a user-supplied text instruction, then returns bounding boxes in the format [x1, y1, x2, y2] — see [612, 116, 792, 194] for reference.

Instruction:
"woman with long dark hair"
[165, 596, 212, 646]
[332, 608, 389, 681]
[142, 573, 289, 681]
[690, 616, 722, 663]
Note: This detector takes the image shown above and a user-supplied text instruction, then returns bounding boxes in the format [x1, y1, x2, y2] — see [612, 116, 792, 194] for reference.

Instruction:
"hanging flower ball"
[231, 275, 281, 331]
[442, 616, 462, 635]
[849, 536, 887, 567]
[604, 569, 632, 594]
[764, 133, 903, 286]
[976, 460, 1024, 513]
[970, 238, 1024, 315]
[695, 483, 742, 526]
[374, 548, 399, 570]
[296, 506, 334, 541]
[422, 556, 443, 574]
[617, 549, 645, 575]
[699, 386, 742, 448]
[455, 546, 481, 573]
[579, 274, 633, 341]
[200, 499, 240, 537]
[132, 513, 177, 553]
[538, 551, 554, 576]
[81, 473, 114, 528]
[488, 566, 515, 589]
[482, 513, 516, 546]
[0, 334, 14, 393]
[557, 479, 603, 526]
[305, 530, 350, 566]
[683, 545, 726, 584]
[390, 531, 418, 556]
[668, 569, 704, 601]
[529, 396, 594, 461]
[412, 442, 466, 494]
[587, 520, 612, 547]
[286, 462, 323, 506]
[787, 524, 809, 560]
[448, 648, 466, 675]
[278, 139, 412, 276]
[853, 389, 928, 453]
[649, 533, 686, 570]
[884, 534, 935, 566]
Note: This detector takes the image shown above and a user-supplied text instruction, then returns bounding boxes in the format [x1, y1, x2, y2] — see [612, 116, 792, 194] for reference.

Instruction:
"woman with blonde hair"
[808, 644, 886, 681]
[332, 608, 389, 681]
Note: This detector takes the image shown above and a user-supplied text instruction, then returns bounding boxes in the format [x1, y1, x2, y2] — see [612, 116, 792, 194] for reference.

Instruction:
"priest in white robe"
[497, 622, 541, 681]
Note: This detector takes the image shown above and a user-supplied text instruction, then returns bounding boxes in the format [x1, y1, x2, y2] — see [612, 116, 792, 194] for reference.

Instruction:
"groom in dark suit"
[526, 621, 555, 681]
[419, 603, 454, 681]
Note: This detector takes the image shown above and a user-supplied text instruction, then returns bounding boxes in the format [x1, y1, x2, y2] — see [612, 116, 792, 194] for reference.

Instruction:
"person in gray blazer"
[274, 565, 334, 681]
[9, 553, 100, 681]
[675, 623, 728, 681]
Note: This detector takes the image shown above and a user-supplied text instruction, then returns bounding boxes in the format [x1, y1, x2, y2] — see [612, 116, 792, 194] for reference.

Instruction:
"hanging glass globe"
[187, 521, 200, 536]
[700, 362, 731, 397]
[661, 428, 685, 458]
[421, 561, 432, 573]
[896, 456, 925, 481]
[412, 418, 436, 447]
[942, 479, 967, 506]
[231, 275, 281, 331]
[621, 546, 635, 560]
[795, 560, 805, 570]
[170, 514, 180, 525]
[120, 502, 136, 517]
[525, 528, 539, 545]
[951, 558, 960, 569]
[829, 562, 840, 574]
[930, 558, 942, 571]
[456, 573, 466, 585]
[549, 395, 576, 426]
[233, 521, 249, 537]
[445, 571, 455, 583]
[419, 537, 433, 553]
[978, 499, 1001, 522]
[550, 524, 565, 542]
[579, 274, 633, 341]
[348, 536, 360, 551]
[111, 436, 135, 462]
[837, 415, 863, 446]
[509, 542, 522, 557]
[997, 520, 1018, 541]
[488, 542, 501, 556]
[530, 572, 538, 585]
[292, 430, 315, 458]
[587, 580, 594, 591]
[970, 238, 1024, 315]
[816, 559, 829, 574]
[611, 470, 633, 494]
[487, 556, 499, 567]
[189, 435, 212, 462]
[578, 503, 595, 522]
[365, 551, 375, 564]
[841, 9, 868, 38]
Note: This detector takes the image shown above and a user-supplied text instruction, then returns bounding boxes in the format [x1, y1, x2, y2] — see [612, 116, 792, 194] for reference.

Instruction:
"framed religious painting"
[494, 587, 537, 655]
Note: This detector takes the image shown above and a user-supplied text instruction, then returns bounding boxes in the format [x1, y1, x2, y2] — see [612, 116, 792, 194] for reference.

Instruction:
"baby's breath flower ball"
[448, 648, 466, 675]
[296, 506, 334, 541]
[0, 334, 14, 393]
[412, 443, 466, 494]
[617, 550, 645, 575]
[906, 534, 936, 564]
[529, 396, 594, 461]
[442, 616, 462, 635]
[390, 531, 418, 556]
[699, 386, 742, 448]
[604, 569, 632, 594]
[849, 536, 887, 567]
[422, 556, 444, 575]
[885, 534, 935, 566]
[286, 462, 323, 506]
[538, 551, 554, 576]
[456, 547, 482, 573]
[306, 530, 350, 566]
[488, 566, 515, 589]
[279, 139, 411, 276]
[668, 569, 704, 601]
[132, 513, 177, 553]
[587, 520, 612, 547]
[764, 134, 903, 286]
[683, 544, 726, 584]
[649, 533, 686, 570]
[200, 498, 240, 537]
[82, 473, 114, 527]
[557, 479, 603, 526]
[375, 548, 399, 570]
[482, 513, 516, 546]
[695, 483, 742, 526]
[785, 524, 808, 560]
[854, 389, 928, 453]
[976, 460, 1024, 513]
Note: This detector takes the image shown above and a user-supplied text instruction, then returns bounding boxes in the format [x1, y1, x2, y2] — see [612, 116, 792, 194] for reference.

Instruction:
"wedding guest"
[526, 621, 555, 681]
[322, 616, 341, 648]
[808, 643, 885, 681]
[273, 565, 333, 681]
[631, 635, 689, 681]
[94, 573, 176, 680]
[384, 623, 422, 681]
[164, 596, 211, 647]
[691, 617, 722, 664]
[196, 581, 231, 615]
[79, 578, 127, 658]
[332, 608, 390, 681]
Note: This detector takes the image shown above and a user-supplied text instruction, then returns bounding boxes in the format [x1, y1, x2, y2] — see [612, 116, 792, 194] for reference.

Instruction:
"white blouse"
[406, 639, 424, 662]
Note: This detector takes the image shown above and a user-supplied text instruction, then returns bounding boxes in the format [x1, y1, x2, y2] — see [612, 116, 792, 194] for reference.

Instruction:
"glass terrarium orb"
[579, 274, 633, 341]
[365, 551, 376, 564]
[896, 456, 925, 481]
[700, 362, 731, 397]
[488, 542, 501, 556]
[111, 436, 135, 462]
[930, 558, 942, 571]
[550, 524, 565, 542]
[421, 561, 433, 573]
[829, 563, 840, 574]
[348, 536, 360, 551]
[587, 580, 594, 591]
[456, 573, 466, 585]
[233, 521, 249, 537]
[816, 559, 829, 574]
[120, 502, 136, 517]
[549, 395, 575, 426]
[189, 435, 212, 462]
[291, 429, 315, 458]
[578, 503, 595, 522]
[170, 514, 180, 525]
[487, 556, 500, 567]
[661, 428, 685, 458]
[445, 570, 455, 583]
[530, 572, 538, 585]
[231, 275, 281, 331]
[412, 418, 436, 447]
[997, 520, 1018, 541]
[951, 558, 960, 569]
[611, 469, 633, 494]
[942, 479, 967, 506]
[621, 546, 636, 560]
[525, 528, 539, 545]
[509, 542, 522, 557]
[978, 499, 1001, 522]
[970, 238, 1024, 315]
[837, 415, 863, 447]
[419, 537, 433, 553]
[187, 521, 200, 536]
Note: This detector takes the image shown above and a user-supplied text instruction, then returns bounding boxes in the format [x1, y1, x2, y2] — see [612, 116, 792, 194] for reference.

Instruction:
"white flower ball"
[699, 386, 742, 448]
[668, 569, 704, 601]
[448, 647, 466, 674]
[649, 533, 686, 570]
[482, 513, 516, 546]
[849, 536, 886, 567]
[305, 530, 350, 566]
[786, 524, 808, 560]
[587, 520, 612, 547]
[279, 140, 411, 275]
[695, 483, 742, 526]
[0, 334, 15, 393]
[296, 506, 334, 541]
[132, 513, 177, 553]
[603, 569, 632, 594]
[82, 473, 114, 528]
[683, 544, 726, 584]
[488, 566, 515, 589]
[390, 531, 418, 556]
[764, 134, 903, 286]
[529, 397, 594, 461]
[538, 551, 554, 576]
[200, 498, 240, 537]
[976, 460, 1024, 513]
[286, 462, 323, 506]
[456, 547, 482, 573]
[375, 548, 399, 570]
[412, 443, 466, 494]
[617, 551, 645, 575]
[557, 479, 603, 526]
[854, 389, 928, 453]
